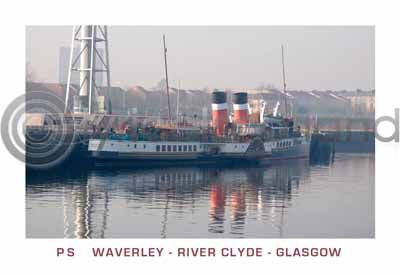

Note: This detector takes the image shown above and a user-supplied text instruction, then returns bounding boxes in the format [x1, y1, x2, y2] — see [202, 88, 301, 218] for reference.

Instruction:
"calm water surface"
[26, 154, 374, 238]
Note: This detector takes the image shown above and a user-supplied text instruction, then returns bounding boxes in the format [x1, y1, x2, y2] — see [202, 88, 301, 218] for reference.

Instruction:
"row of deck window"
[111, 143, 146, 149]
[277, 140, 292, 148]
[156, 144, 198, 153]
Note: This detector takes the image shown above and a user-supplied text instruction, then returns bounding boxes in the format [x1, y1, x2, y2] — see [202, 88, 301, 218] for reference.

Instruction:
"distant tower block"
[64, 25, 111, 114]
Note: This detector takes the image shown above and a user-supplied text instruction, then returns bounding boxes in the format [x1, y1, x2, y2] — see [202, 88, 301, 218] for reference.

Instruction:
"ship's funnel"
[232, 92, 249, 124]
[212, 91, 228, 136]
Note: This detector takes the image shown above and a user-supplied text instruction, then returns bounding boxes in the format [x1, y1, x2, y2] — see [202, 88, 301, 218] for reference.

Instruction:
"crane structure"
[64, 25, 111, 115]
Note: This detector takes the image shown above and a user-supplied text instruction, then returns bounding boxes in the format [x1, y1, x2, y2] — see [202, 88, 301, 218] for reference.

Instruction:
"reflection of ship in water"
[209, 175, 226, 234]
[207, 162, 305, 237]
[27, 170, 109, 238]
[26, 160, 310, 238]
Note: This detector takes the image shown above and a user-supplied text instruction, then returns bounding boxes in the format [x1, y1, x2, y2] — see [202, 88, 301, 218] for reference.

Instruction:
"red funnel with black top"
[211, 91, 228, 136]
[232, 92, 249, 124]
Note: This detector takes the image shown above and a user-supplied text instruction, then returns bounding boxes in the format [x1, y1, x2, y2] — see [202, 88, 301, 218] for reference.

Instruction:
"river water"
[26, 153, 374, 238]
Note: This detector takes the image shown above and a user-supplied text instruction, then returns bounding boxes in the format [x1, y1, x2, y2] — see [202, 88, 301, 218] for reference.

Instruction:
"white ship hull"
[88, 136, 309, 165]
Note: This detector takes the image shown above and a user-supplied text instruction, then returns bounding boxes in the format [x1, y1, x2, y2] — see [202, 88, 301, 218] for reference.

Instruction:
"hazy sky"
[26, 26, 374, 91]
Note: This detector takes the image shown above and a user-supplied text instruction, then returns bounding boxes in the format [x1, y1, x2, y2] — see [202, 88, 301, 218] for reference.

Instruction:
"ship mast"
[163, 34, 172, 123]
[176, 80, 180, 135]
[176, 80, 180, 120]
[281, 45, 288, 118]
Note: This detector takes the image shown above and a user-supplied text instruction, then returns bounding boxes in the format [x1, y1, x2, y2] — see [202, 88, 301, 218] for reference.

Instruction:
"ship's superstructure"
[88, 90, 309, 165]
